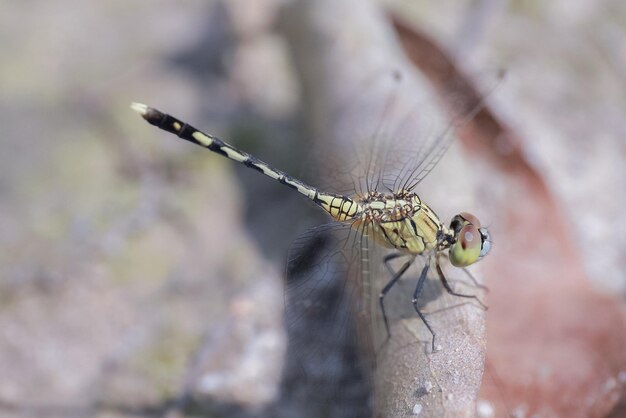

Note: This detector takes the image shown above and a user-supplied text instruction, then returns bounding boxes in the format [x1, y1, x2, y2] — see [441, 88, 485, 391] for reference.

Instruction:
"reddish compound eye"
[459, 212, 481, 229]
[449, 224, 482, 267]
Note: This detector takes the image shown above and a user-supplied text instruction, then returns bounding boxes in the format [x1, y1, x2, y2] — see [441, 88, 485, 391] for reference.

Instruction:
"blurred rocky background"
[0, 0, 625, 417]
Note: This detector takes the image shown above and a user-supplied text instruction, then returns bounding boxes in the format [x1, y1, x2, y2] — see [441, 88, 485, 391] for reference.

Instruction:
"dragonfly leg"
[382, 252, 406, 276]
[436, 254, 488, 310]
[412, 261, 437, 352]
[379, 253, 413, 342]
[461, 266, 490, 292]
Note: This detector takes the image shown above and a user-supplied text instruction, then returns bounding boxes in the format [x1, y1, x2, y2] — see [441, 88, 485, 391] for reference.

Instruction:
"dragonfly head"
[448, 212, 491, 267]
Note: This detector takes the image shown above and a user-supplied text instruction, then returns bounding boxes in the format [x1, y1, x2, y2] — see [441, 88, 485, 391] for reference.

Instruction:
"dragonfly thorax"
[358, 190, 424, 222]
[355, 190, 444, 255]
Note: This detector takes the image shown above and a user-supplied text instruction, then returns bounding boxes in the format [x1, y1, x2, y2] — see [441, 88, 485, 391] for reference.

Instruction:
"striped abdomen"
[132, 103, 361, 223]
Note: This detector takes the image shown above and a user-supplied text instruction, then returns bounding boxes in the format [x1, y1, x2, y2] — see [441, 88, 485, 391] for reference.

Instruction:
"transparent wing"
[301, 70, 490, 199]
[281, 221, 374, 416]
[281, 219, 438, 415]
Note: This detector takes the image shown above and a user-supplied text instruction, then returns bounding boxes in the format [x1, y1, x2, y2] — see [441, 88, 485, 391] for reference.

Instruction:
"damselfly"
[131, 100, 491, 353]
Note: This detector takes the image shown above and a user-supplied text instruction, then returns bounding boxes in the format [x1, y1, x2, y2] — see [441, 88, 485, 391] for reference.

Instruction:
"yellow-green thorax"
[318, 190, 450, 256]
[363, 190, 446, 255]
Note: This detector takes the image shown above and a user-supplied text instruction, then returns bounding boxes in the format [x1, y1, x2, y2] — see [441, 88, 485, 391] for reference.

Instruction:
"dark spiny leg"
[382, 252, 406, 276]
[412, 262, 437, 352]
[461, 267, 490, 292]
[436, 255, 487, 310]
[379, 253, 413, 341]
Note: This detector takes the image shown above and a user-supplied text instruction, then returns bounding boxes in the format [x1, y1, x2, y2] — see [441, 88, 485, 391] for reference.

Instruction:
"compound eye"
[459, 212, 481, 229]
[449, 224, 482, 267]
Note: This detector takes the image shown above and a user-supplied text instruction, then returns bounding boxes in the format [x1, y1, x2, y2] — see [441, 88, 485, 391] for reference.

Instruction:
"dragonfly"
[130, 101, 491, 353]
